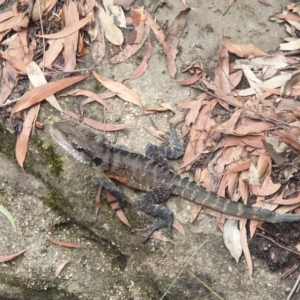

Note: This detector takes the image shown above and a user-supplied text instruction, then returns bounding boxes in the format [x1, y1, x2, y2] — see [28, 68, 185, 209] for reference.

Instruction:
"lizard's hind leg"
[135, 187, 173, 243]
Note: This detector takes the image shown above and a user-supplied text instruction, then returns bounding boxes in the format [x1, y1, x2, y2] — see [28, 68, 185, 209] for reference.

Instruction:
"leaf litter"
[1, 0, 300, 288]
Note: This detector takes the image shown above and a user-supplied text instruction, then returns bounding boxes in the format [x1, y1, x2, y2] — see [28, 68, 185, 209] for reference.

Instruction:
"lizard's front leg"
[135, 187, 173, 243]
[145, 125, 185, 164]
[98, 172, 126, 210]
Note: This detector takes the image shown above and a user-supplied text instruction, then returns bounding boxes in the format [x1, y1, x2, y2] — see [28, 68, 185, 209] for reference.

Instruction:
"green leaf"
[0, 205, 17, 232]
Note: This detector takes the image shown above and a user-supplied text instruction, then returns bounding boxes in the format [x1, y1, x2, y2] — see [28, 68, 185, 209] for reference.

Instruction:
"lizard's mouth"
[50, 125, 90, 164]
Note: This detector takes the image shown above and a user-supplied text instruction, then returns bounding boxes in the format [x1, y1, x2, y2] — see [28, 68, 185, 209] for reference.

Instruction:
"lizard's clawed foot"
[134, 217, 173, 243]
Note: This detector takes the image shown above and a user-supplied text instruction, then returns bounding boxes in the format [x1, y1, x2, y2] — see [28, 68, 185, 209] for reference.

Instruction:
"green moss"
[0, 189, 7, 196]
[35, 140, 63, 177]
[43, 189, 71, 210]
[0, 127, 16, 159]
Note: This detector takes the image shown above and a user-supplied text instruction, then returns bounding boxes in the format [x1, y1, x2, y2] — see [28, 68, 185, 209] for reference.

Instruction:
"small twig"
[0, 98, 20, 108]
[281, 264, 299, 279]
[159, 234, 216, 300]
[187, 269, 224, 300]
[287, 273, 300, 300]
[256, 232, 300, 257]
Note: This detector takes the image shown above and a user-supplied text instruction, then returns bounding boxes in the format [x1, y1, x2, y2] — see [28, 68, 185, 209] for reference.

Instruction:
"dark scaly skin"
[50, 120, 300, 241]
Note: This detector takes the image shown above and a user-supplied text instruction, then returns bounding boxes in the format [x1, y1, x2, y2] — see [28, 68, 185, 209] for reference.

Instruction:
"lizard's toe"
[134, 218, 173, 243]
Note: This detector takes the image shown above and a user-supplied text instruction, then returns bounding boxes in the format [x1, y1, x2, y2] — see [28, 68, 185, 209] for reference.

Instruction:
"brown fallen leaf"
[0, 33, 25, 105]
[81, 91, 117, 106]
[224, 159, 251, 174]
[0, 248, 29, 263]
[189, 203, 202, 223]
[48, 239, 81, 248]
[222, 37, 268, 58]
[180, 93, 207, 137]
[262, 140, 285, 166]
[55, 260, 70, 278]
[27, 61, 62, 112]
[258, 0, 271, 6]
[98, 5, 123, 46]
[63, 110, 127, 131]
[126, 39, 152, 80]
[0, 10, 14, 23]
[0, 14, 25, 32]
[106, 191, 130, 227]
[234, 122, 272, 136]
[36, 14, 92, 39]
[177, 73, 202, 86]
[250, 176, 281, 196]
[60, 89, 108, 109]
[110, 8, 150, 64]
[240, 219, 253, 279]
[0, 50, 28, 74]
[15, 105, 39, 169]
[11, 75, 88, 115]
[39, 38, 65, 69]
[164, 8, 191, 77]
[93, 71, 142, 107]
[214, 45, 231, 93]
[275, 14, 300, 22]
[62, 1, 79, 72]
[280, 70, 300, 97]
[144, 126, 165, 141]
[201, 79, 243, 107]
[135, 231, 175, 244]
[229, 70, 243, 89]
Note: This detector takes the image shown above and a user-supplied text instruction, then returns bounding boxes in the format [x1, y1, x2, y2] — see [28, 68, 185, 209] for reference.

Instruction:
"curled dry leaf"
[280, 70, 300, 97]
[48, 239, 81, 248]
[55, 260, 70, 278]
[93, 71, 142, 107]
[222, 37, 268, 58]
[0, 248, 29, 263]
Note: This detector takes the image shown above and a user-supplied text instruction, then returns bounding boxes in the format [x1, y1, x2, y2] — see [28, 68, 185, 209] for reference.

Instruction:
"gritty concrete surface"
[0, 0, 297, 299]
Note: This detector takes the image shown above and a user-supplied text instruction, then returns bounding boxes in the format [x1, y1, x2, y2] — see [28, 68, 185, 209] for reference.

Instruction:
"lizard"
[50, 120, 300, 242]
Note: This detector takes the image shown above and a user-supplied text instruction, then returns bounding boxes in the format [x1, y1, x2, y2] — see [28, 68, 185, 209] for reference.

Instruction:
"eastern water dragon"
[50, 120, 300, 241]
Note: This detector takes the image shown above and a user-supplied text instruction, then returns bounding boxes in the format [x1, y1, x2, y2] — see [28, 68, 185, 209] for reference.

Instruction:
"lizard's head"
[50, 120, 96, 164]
